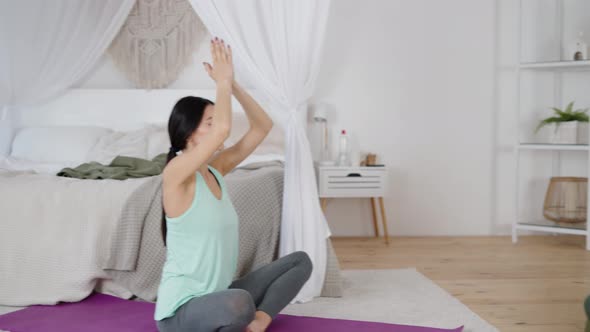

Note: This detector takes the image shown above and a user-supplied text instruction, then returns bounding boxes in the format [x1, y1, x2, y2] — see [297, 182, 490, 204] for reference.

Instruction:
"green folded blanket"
[57, 153, 167, 180]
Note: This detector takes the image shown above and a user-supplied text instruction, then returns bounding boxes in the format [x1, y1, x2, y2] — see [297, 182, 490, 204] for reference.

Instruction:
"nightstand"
[316, 165, 390, 244]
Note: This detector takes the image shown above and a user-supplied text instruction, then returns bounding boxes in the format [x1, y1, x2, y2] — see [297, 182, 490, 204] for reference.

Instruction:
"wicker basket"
[543, 177, 587, 224]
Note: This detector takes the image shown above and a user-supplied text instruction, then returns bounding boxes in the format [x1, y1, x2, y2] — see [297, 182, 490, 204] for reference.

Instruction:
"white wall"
[76, 0, 499, 236]
[313, 0, 496, 236]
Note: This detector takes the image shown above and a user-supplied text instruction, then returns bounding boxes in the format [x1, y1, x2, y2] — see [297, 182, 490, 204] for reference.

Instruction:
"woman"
[154, 37, 313, 332]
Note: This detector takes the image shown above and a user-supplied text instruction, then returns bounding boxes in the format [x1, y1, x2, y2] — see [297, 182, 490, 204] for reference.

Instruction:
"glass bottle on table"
[337, 129, 350, 166]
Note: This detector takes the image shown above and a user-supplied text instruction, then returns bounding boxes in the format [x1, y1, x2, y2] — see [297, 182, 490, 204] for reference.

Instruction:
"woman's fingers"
[210, 38, 217, 62]
[202, 62, 213, 76]
[210, 36, 232, 65]
[212, 37, 221, 63]
[208, 37, 232, 84]
[223, 41, 232, 63]
[215, 38, 226, 63]
[226, 43, 232, 62]
[214, 37, 223, 63]
[219, 39, 228, 62]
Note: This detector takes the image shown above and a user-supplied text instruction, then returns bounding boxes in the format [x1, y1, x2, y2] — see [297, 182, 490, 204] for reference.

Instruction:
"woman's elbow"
[262, 118, 273, 133]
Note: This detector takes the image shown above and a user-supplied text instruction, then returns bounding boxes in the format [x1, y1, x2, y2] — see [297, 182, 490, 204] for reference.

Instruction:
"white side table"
[316, 165, 390, 244]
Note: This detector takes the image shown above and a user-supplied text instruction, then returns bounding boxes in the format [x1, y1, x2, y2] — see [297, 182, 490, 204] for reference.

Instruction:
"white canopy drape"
[189, 0, 332, 302]
[0, 0, 135, 156]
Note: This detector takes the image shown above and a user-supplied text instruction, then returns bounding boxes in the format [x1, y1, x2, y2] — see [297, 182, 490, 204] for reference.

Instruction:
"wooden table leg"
[378, 197, 390, 245]
[320, 198, 328, 213]
[370, 197, 379, 237]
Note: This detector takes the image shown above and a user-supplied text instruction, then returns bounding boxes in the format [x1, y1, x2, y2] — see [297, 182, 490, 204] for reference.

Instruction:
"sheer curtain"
[0, 0, 135, 156]
[189, 0, 332, 302]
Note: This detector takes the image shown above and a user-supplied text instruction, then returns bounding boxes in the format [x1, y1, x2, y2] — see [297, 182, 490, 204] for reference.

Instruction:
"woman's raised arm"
[163, 38, 233, 187]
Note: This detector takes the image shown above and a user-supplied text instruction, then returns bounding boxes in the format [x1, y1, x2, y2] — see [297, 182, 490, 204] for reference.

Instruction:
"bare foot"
[246, 311, 272, 332]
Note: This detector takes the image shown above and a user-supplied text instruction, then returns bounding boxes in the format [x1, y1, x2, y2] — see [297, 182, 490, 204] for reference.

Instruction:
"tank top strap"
[207, 165, 226, 200]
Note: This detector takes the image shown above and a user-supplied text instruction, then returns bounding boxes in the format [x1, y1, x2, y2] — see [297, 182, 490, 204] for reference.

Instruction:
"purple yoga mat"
[0, 293, 463, 332]
[269, 316, 463, 332]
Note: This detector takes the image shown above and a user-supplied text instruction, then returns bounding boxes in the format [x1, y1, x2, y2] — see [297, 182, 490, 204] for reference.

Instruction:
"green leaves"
[534, 101, 589, 133]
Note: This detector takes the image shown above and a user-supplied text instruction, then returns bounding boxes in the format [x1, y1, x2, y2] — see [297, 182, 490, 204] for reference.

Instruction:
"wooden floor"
[331, 235, 590, 332]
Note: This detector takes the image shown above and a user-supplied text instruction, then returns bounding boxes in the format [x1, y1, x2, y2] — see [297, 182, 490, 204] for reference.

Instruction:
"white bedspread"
[0, 171, 149, 306]
[0, 157, 75, 174]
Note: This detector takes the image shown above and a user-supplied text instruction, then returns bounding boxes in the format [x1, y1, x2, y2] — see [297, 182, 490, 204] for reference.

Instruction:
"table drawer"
[318, 167, 387, 197]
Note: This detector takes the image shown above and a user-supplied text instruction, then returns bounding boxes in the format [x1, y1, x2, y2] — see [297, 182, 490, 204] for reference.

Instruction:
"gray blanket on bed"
[102, 160, 342, 301]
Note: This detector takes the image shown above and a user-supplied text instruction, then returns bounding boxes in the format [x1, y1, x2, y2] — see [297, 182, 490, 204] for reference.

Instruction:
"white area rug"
[0, 269, 497, 332]
[282, 269, 498, 332]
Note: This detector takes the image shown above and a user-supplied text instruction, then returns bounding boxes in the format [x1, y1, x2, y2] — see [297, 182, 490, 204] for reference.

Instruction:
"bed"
[0, 89, 342, 307]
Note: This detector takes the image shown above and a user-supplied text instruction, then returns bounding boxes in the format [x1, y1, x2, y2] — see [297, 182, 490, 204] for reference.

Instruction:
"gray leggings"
[156, 251, 313, 332]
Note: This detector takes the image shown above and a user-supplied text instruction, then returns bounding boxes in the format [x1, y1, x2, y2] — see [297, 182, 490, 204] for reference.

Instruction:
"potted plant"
[535, 101, 589, 144]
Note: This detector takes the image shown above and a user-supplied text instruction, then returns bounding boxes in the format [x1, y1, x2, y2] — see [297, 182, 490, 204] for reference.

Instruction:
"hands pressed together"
[203, 37, 233, 85]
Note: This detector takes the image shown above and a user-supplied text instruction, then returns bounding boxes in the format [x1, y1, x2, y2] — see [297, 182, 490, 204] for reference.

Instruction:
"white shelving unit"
[520, 60, 590, 71]
[513, 0, 590, 250]
[518, 143, 589, 151]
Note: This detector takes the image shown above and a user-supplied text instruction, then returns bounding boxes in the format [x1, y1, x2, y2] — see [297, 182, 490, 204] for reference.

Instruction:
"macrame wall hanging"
[108, 0, 208, 89]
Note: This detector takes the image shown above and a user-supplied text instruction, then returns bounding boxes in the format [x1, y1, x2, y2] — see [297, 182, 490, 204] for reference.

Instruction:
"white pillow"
[147, 124, 170, 160]
[0, 122, 15, 157]
[86, 126, 156, 165]
[11, 126, 113, 164]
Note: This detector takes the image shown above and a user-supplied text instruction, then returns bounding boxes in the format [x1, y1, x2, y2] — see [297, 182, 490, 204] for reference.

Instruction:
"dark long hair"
[162, 96, 214, 245]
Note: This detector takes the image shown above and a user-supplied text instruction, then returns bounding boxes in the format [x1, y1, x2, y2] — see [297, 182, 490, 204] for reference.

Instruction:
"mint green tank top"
[154, 165, 239, 321]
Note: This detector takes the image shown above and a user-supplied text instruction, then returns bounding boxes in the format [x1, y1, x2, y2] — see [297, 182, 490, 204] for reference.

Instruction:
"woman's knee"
[225, 289, 256, 326]
[291, 251, 313, 278]
[185, 289, 255, 330]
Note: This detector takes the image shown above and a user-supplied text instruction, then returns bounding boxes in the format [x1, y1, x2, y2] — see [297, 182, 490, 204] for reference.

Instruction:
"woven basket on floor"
[543, 177, 587, 224]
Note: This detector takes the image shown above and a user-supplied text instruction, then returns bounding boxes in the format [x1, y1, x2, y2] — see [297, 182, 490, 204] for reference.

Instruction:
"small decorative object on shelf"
[535, 101, 589, 144]
[360, 153, 384, 167]
[543, 177, 588, 224]
[366, 153, 377, 165]
[568, 31, 588, 61]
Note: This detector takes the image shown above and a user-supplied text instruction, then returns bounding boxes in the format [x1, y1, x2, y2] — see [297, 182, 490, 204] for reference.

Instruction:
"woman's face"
[186, 104, 225, 152]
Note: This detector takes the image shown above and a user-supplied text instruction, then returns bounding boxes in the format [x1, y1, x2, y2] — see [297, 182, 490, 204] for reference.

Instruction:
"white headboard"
[15, 89, 244, 130]
[6, 88, 285, 161]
